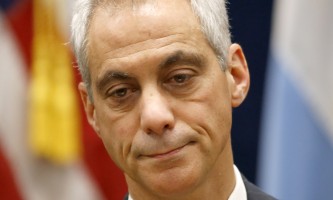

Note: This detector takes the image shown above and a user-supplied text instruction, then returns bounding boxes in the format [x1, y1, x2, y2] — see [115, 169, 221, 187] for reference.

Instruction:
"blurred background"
[0, 0, 332, 199]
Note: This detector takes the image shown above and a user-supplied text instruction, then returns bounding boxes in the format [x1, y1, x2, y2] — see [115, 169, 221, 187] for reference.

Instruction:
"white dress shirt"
[229, 165, 247, 200]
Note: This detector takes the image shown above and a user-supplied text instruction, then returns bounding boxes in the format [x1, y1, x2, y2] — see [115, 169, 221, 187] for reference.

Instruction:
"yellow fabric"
[29, 0, 81, 164]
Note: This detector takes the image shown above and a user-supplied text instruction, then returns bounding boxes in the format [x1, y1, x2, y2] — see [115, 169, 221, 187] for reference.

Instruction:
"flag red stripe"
[5, 0, 32, 71]
[0, 145, 22, 200]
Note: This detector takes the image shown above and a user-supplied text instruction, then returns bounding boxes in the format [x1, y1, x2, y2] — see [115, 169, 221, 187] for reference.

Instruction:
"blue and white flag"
[258, 0, 333, 199]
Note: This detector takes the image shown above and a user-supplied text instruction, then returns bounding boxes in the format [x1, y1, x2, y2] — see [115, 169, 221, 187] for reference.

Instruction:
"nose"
[140, 89, 175, 135]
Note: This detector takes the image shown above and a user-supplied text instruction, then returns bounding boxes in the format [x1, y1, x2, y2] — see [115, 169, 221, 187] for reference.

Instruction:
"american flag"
[0, 0, 127, 199]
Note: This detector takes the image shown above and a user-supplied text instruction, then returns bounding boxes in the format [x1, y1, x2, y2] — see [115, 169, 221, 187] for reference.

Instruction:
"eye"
[172, 74, 190, 83]
[111, 88, 128, 98]
[105, 84, 138, 111]
[107, 84, 137, 100]
[163, 69, 198, 95]
[166, 69, 195, 86]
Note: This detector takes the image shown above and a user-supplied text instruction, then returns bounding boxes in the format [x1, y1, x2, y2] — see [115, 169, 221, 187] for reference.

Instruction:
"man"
[71, 0, 276, 199]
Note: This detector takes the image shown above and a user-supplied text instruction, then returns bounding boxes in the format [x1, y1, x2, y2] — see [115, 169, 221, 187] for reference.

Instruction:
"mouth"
[144, 141, 195, 159]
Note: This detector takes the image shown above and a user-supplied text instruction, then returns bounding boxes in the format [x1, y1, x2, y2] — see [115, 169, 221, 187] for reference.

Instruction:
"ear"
[226, 43, 250, 108]
[78, 82, 100, 135]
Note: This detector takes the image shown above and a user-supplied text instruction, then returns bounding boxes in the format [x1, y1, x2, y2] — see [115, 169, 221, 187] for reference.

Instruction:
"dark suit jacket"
[123, 176, 277, 200]
[242, 176, 277, 200]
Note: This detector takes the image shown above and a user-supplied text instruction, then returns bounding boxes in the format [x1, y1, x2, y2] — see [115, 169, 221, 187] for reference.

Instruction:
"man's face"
[80, 0, 249, 198]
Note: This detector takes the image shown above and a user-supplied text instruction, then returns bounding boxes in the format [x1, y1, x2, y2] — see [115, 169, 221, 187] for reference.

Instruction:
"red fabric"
[5, 0, 33, 70]
[0, 146, 22, 200]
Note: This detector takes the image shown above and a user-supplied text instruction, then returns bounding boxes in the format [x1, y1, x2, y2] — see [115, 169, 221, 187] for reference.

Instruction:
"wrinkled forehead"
[95, 0, 155, 8]
[91, 0, 194, 18]
[88, 0, 200, 41]
[93, 0, 170, 13]
[86, 0, 205, 70]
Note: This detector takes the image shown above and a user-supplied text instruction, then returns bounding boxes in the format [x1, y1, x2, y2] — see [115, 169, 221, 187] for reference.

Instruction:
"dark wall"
[228, 0, 274, 183]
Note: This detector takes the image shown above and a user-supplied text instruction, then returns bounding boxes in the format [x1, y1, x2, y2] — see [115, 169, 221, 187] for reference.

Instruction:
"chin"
[143, 164, 202, 197]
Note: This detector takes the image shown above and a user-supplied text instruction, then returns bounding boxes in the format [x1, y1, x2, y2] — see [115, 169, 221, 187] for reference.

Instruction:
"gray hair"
[71, 0, 231, 97]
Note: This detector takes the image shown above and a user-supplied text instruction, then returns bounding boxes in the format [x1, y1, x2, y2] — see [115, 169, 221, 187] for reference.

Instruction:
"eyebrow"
[96, 70, 132, 94]
[95, 50, 206, 93]
[158, 50, 206, 70]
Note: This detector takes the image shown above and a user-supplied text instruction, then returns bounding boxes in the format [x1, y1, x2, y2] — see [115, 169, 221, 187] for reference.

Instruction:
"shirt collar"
[128, 165, 247, 200]
[229, 165, 247, 200]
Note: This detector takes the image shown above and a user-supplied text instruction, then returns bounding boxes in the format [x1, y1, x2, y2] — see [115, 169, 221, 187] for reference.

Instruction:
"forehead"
[88, 0, 202, 52]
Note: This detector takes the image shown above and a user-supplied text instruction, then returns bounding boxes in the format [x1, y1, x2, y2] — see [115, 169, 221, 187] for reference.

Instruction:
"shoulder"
[242, 176, 277, 200]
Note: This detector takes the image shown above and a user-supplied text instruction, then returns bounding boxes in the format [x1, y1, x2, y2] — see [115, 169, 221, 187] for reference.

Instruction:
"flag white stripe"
[271, 0, 333, 143]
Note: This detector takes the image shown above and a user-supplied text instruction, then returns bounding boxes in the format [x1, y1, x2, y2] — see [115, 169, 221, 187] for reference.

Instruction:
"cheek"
[176, 76, 232, 142]
[95, 106, 139, 169]
[206, 85, 232, 142]
[188, 93, 232, 135]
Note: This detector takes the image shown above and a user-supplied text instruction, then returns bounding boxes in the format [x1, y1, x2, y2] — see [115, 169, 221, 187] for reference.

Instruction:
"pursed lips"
[140, 141, 195, 159]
